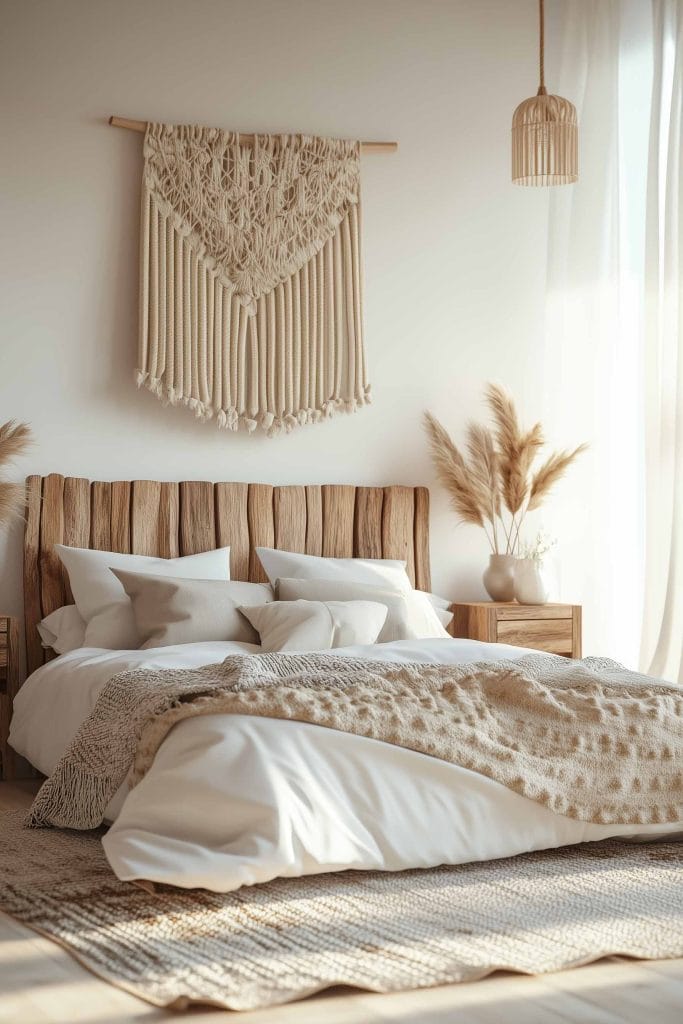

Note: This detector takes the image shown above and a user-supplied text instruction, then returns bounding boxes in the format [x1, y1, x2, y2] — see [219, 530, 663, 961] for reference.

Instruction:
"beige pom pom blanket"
[27, 652, 683, 832]
[138, 125, 369, 436]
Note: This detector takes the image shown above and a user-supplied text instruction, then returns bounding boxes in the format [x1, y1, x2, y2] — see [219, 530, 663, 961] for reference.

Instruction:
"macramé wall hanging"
[110, 117, 397, 437]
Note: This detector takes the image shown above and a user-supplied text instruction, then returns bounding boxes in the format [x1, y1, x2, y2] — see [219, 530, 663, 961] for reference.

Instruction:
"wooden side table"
[449, 602, 582, 659]
[0, 615, 21, 780]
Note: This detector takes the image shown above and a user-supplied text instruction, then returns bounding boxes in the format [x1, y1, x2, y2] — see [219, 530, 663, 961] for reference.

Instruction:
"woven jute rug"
[1, 811, 682, 1012]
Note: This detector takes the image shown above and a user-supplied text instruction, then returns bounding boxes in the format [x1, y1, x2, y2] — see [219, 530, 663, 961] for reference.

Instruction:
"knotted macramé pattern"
[137, 124, 369, 436]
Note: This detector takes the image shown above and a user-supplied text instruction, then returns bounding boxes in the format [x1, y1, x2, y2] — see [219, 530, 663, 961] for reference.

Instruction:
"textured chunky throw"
[27, 653, 683, 831]
[3, 809, 683, 1011]
[138, 124, 368, 436]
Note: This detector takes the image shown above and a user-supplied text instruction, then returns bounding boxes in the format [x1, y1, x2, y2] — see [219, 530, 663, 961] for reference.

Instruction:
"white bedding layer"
[11, 639, 682, 893]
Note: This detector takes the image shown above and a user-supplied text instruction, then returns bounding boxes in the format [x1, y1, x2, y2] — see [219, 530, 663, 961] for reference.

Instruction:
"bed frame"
[22, 475, 432, 681]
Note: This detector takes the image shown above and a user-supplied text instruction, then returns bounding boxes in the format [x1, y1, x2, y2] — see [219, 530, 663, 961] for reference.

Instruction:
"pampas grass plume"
[425, 385, 585, 555]
[0, 420, 33, 527]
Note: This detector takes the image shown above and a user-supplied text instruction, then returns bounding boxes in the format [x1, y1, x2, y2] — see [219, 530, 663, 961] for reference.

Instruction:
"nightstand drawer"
[0, 615, 21, 779]
[450, 602, 582, 659]
[496, 618, 573, 655]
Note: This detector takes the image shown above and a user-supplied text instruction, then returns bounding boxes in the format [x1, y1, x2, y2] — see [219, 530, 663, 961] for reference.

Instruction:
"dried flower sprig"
[424, 385, 585, 556]
[0, 420, 33, 528]
[520, 529, 557, 563]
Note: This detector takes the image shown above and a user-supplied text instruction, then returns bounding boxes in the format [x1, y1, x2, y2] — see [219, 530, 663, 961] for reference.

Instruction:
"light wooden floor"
[2, 782, 683, 1024]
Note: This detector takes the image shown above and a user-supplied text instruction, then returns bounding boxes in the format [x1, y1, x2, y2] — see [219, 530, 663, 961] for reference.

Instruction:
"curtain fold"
[640, 0, 683, 682]
[544, 0, 640, 667]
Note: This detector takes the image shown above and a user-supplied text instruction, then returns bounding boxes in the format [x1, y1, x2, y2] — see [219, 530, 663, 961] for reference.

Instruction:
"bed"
[7, 474, 683, 896]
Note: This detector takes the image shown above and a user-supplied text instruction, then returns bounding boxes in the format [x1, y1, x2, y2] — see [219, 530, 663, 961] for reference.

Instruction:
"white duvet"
[10, 638, 682, 892]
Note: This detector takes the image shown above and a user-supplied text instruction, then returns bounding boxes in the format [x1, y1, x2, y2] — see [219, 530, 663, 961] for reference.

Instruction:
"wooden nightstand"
[449, 602, 582, 659]
[0, 616, 21, 780]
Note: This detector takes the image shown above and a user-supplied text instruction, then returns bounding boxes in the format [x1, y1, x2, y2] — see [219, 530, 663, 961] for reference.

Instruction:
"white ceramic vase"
[514, 557, 549, 605]
[482, 554, 516, 602]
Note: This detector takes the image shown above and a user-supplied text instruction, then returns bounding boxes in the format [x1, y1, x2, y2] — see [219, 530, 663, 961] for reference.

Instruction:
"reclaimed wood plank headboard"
[23, 475, 432, 677]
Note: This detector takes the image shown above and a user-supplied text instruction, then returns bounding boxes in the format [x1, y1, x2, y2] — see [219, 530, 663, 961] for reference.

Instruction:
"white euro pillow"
[55, 544, 231, 650]
[276, 577, 449, 642]
[239, 599, 388, 652]
[37, 604, 87, 655]
[113, 570, 272, 649]
[256, 548, 413, 594]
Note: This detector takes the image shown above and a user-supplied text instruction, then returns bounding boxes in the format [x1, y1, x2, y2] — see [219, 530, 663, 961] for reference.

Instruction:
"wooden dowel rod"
[108, 116, 398, 152]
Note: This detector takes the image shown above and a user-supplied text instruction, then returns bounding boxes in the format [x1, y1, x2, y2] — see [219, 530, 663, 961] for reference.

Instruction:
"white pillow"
[276, 578, 449, 642]
[239, 599, 388, 652]
[256, 548, 413, 594]
[56, 544, 231, 650]
[37, 604, 86, 655]
[423, 593, 453, 631]
[434, 606, 454, 631]
[425, 592, 454, 630]
[113, 570, 272, 649]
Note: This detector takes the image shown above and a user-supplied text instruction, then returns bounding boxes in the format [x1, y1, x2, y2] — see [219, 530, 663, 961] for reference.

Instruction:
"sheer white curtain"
[640, 0, 683, 682]
[544, 0, 681, 680]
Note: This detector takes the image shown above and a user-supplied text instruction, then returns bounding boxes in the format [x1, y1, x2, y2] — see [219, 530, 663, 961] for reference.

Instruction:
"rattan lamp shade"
[512, 91, 578, 185]
[512, 0, 578, 186]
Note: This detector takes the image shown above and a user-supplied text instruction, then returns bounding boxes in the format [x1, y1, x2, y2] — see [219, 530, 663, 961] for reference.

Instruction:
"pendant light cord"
[538, 0, 547, 95]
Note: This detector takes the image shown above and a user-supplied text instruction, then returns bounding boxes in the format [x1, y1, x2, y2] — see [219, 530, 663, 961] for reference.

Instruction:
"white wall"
[3, 0, 582, 649]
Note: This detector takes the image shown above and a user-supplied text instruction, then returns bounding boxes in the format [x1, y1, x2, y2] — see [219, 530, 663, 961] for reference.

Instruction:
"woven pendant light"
[512, 0, 578, 186]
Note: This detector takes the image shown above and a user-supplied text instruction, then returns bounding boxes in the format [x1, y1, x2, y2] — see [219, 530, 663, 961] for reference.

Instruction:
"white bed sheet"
[11, 639, 682, 893]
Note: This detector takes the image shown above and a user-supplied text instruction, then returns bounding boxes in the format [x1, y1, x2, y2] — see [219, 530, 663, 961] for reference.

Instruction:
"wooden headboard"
[23, 475, 431, 675]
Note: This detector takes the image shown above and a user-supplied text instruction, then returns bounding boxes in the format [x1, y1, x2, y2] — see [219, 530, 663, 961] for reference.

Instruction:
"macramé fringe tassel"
[138, 126, 368, 437]
[136, 370, 372, 438]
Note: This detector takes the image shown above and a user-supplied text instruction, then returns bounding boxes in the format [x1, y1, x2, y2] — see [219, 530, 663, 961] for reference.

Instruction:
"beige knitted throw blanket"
[27, 653, 683, 832]
[138, 124, 368, 437]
